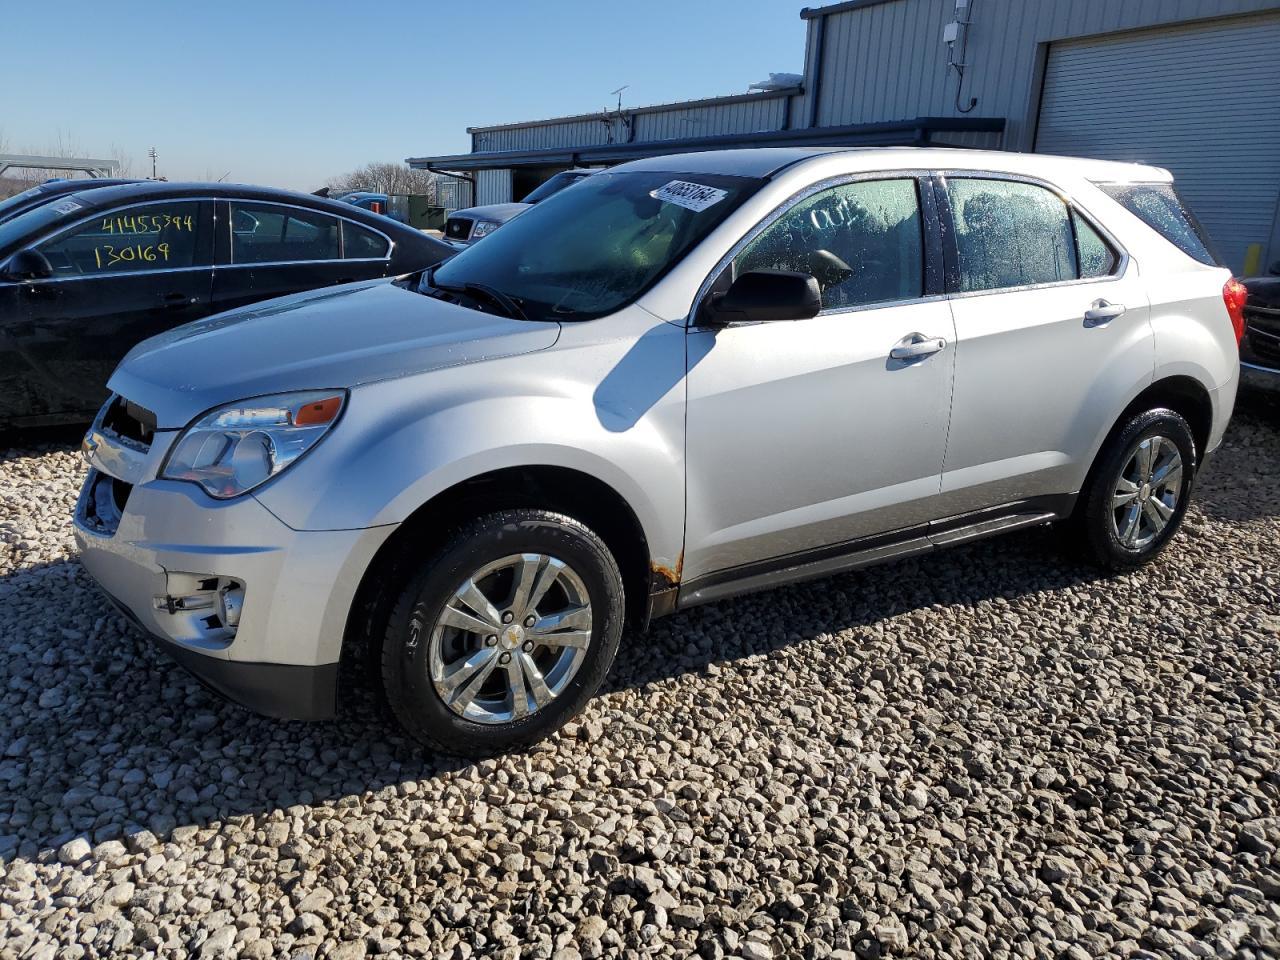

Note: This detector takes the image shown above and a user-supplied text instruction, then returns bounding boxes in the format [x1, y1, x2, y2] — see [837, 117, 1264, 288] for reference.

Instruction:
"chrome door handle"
[1084, 299, 1126, 327]
[890, 333, 947, 361]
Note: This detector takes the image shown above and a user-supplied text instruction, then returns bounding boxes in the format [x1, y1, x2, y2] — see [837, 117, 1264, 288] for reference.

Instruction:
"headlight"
[470, 219, 501, 239]
[161, 390, 346, 499]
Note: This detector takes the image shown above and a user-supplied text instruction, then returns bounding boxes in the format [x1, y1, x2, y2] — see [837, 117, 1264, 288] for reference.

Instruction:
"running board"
[929, 510, 1057, 547]
[677, 505, 1065, 611]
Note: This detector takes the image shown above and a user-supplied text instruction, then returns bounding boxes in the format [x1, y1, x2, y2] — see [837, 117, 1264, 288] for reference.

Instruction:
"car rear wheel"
[381, 509, 624, 755]
[1069, 408, 1197, 570]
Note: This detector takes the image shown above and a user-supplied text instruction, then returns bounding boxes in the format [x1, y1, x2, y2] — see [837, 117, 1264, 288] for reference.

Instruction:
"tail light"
[1223, 277, 1248, 346]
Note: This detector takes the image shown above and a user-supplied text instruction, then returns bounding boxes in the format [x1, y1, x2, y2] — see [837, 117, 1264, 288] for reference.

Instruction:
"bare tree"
[109, 144, 135, 179]
[327, 162, 438, 200]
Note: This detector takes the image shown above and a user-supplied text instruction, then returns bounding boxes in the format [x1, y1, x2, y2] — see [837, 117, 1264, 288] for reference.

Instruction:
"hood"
[451, 202, 530, 224]
[109, 280, 560, 428]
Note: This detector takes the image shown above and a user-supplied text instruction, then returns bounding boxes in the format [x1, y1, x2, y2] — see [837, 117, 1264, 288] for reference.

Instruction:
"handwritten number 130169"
[94, 242, 172, 269]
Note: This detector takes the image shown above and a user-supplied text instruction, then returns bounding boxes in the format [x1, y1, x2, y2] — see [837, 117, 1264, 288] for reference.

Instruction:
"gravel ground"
[0, 393, 1277, 960]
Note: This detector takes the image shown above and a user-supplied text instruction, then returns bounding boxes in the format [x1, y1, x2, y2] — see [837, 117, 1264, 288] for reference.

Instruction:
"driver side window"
[735, 178, 924, 311]
[37, 201, 208, 277]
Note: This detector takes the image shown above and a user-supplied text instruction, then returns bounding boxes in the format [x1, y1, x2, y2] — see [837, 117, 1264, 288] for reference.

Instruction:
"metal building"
[410, 0, 1280, 273]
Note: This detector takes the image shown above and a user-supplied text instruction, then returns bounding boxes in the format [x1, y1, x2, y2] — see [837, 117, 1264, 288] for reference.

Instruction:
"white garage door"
[1036, 12, 1280, 274]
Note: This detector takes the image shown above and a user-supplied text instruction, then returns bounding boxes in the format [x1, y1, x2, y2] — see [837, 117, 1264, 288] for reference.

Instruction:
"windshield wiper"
[430, 277, 529, 322]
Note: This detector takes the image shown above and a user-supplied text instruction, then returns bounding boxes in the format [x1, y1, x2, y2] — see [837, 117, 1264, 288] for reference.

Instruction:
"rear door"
[936, 173, 1153, 518]
[210, 200, 391, 314]
[3, 199, 213, 420]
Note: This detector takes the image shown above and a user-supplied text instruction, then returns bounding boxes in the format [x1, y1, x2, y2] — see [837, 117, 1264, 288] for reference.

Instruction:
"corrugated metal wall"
[811, 0, 1280, 150]
[436, 178, 473, 214]
[633, 96, 789, 142]
[471, 96, 792, 154]
[475, 168, 513, 206]
[1035, 11, 1280, 272]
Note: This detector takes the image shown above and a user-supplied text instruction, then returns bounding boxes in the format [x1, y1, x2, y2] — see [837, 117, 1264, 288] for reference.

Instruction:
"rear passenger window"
[1098, 182, 1218, 266]
[231, 202, 340, 264]
[949, 179, 1077, 292]
[343, 221, 390, 259]
[735, 178, 923, 310]
[1073, 210, 1117, 278]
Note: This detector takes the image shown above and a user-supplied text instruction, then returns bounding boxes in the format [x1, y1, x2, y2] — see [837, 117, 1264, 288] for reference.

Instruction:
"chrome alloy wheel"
[428, 553, 593, 724]
[1110, 435, 1184, 551]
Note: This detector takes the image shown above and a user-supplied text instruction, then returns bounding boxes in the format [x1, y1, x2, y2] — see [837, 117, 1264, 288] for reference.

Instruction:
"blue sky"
[0, 1, 806, 190]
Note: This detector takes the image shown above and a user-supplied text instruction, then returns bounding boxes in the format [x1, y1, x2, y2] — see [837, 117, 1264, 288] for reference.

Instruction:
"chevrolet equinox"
[73, 148, 1243, 754]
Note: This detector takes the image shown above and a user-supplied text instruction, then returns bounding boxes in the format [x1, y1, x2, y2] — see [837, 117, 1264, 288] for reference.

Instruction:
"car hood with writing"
[109, 280, 560, 428]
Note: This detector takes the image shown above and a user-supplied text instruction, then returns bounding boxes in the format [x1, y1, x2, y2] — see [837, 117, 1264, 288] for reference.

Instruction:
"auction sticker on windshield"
[51, 199, 85, 216]
[650, 180, 728, 213]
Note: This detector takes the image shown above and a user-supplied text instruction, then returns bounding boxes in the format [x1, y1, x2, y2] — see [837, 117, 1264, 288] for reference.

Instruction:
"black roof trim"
[409, 117, 1006, 173]
[800, 0, 899, 19]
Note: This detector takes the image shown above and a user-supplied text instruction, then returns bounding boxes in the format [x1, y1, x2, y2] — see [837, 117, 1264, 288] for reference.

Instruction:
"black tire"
[1068, 407, 1197, 570]
[381, 509, 624, 756]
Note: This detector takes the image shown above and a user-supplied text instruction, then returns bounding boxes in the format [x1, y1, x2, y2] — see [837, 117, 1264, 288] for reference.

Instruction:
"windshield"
[0, 195, 93, 257]
[427, 170, 763, 321]
[522, 171, 590, 205]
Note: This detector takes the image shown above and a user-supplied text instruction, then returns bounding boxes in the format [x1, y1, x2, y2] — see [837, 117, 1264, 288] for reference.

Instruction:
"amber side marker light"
[291, 395, 344, 426]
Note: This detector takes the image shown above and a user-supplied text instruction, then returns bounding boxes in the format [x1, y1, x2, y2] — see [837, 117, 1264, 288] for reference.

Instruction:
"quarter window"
[37, 201, 208, 277]
[1097, 182, 1217, 266]
[230, 202, 340, 264]
[1073, 210, 1117, 278]
[735, 178, 924, 310]
[343, 221, 390, 259]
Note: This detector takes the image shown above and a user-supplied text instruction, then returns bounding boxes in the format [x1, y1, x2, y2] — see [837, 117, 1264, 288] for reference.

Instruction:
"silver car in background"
[442, 169, 594, 246]
[74, 147, 1241, 755]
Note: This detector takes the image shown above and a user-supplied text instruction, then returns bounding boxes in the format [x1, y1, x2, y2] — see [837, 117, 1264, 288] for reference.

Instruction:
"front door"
[683, 176, 955, 584]
[2, 199, 213, 421]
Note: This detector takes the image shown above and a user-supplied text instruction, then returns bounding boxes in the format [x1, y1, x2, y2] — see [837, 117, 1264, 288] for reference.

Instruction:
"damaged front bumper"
[72, 405, 395, 720]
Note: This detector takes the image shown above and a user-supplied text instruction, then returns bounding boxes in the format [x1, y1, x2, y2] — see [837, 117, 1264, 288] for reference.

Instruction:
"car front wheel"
[1070, 407, 1197, 570]
[381, 509, 624, 755]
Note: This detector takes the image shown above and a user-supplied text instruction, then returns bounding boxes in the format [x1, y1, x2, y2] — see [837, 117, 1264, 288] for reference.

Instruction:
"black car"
[0, 178, 140, 226]
[0, 181, 454, 427]
[1242, 270, 1280, 391]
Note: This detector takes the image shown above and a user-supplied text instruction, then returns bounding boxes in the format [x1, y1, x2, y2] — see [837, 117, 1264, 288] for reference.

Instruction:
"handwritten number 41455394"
[100, 213, 194, 235]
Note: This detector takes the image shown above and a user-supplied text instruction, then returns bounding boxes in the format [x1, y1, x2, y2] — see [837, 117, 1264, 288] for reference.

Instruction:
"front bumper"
[74, 443, 395, 720]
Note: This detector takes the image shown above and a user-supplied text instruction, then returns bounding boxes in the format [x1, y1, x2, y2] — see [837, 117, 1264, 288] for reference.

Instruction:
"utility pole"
[148, 147, 157, 180]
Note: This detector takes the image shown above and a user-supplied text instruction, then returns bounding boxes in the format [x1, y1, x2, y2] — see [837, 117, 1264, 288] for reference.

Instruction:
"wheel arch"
[1073, 373, 1214, 519]
[1119, 374, 1213, 464]
[339, 464, 656, 702]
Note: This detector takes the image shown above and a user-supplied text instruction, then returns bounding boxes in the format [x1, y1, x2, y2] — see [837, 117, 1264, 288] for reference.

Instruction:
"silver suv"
[74, 148, 1242, 755]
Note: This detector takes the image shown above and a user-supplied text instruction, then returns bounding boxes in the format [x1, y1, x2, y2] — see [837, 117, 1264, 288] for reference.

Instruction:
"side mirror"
[1268, 260, 1280, 277]
[1, 249, 53, 282]
[703, 269, 822, 326]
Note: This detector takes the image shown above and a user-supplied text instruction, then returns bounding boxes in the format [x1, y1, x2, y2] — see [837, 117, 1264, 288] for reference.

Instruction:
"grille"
[1244, 305, 1280, 368]
[100, 395, 158, 449]
[444, 217, 473, 241]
